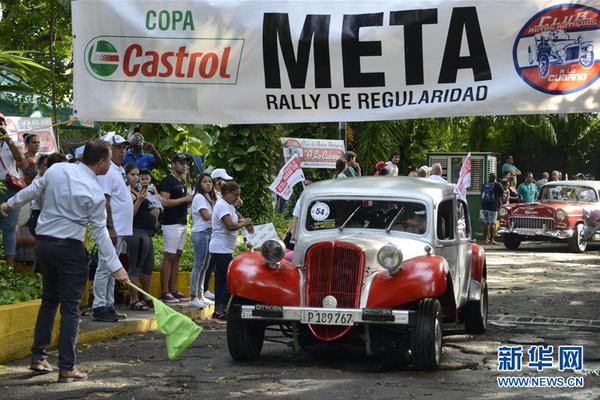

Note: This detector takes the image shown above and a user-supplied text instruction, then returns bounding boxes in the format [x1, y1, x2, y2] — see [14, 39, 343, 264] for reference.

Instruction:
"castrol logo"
[84, 36, 244, 84]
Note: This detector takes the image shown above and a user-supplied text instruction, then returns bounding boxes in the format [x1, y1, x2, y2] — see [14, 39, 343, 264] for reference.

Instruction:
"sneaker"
[203, 290, 215, 300]
[199, 296, 214, 305]
[160, 293, 179, 303]
[188, 298, 207, 308]
[171, 292, 190, 301]
[212, 311, 227, 324]
[91, 307, 118, 323]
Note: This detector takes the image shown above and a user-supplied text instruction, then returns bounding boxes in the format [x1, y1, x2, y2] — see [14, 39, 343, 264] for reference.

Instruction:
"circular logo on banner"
[513, 4, 600, 94]
[87, 39, 120, 77]
[310, 202, 330, 221]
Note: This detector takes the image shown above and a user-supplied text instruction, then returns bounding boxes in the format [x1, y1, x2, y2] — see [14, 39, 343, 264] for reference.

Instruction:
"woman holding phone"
[188, 173, 217, 308]
[124, 164, 160, 310]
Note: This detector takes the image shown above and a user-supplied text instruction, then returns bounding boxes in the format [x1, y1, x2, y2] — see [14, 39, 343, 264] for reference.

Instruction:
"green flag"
[128, 283, 202, 360]
[152, 297, 203, 360]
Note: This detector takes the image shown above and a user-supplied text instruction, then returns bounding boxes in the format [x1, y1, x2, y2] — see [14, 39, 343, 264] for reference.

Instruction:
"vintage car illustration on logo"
[225, 177, 488, 370]
[498, 181, 600, 252]
[528, 30, 595, 78]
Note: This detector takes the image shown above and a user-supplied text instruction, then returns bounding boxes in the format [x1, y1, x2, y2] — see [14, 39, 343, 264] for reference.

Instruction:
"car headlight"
[499, 208, 508, 217]
[377, 244, 403, 275]
[583, 208, 591, 220]
[556, 209, 567, 220]
[558, 49, 566, 57]
[261, 239, 285, 268]
[586, 45, 594, 52]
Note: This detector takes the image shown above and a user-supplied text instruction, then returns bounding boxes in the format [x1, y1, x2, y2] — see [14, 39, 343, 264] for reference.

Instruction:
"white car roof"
[303, 176, 456, 204]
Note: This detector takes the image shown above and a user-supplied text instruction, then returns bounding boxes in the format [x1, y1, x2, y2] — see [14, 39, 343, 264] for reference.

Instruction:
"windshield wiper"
[386, 207, 405, 233]
[339, 205, 362, 232]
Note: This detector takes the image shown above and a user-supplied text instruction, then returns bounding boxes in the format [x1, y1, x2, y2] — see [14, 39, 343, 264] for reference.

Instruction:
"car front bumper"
[234, 304, 414, 326]
[498, 227, 573, 239]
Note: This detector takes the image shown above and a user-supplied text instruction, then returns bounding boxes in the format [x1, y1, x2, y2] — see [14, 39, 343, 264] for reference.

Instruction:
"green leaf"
[233, 162, 246, 171]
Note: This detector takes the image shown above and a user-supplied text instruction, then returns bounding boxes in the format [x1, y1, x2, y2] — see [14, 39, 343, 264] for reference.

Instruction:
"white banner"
[281, 137, 345, 169]
[73, 1, 600, 124]
[4, 117, 58, 153]
[269, 155, 305, 200]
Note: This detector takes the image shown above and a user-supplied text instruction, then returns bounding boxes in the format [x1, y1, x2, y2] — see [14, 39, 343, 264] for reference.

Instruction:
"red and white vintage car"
[498, 181, 600, 252]
[225, 177, 488, 370]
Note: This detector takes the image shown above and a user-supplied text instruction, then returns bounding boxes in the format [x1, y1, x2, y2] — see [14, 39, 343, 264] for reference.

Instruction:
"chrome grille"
[305, 241, 365, 341]
[509, 217, 555, 230]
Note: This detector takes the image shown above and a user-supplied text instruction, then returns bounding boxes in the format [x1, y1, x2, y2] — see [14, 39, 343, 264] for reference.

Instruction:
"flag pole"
[127, 281, 154, 301]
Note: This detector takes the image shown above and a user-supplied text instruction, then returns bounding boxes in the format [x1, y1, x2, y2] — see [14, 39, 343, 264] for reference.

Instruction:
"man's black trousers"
[31, 239, 88, 371]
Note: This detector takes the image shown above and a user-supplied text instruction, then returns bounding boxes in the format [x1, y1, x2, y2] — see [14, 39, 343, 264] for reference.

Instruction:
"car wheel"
[411, 298, 443, 371]
[227, 296, 265, 361]
[538, 54, 550, 78]
[503, 233, 521, 250]
[568, 223, 587, 253]
[580, 50, 595, 69]
[463, 274, 488, 334]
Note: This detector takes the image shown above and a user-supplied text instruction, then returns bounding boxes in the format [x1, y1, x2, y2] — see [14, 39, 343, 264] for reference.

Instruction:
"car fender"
[366, 255, 447, 308]
[470, 243, 486, 283]
[227, 251, 301, 306]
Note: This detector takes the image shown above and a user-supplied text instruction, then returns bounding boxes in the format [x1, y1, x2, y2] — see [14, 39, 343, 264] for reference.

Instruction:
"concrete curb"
[0, 302, 213, 363]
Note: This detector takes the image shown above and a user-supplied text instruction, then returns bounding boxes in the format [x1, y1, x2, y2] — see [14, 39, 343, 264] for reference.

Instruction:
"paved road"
[1, 243, 599, 399]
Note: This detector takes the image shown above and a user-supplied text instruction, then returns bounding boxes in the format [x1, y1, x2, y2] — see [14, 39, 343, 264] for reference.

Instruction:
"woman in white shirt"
[188, 173, 217, 308]
[209, 181, 253, 321]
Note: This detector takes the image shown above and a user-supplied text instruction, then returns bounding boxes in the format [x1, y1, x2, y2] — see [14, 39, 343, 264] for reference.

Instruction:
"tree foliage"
[206, 125, 282, 223]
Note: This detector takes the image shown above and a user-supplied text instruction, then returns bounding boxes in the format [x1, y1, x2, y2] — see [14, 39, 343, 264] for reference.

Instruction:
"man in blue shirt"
[122, 131, 163, 170]
[501, 155, 521, 178]
[518, 172, 539, 203]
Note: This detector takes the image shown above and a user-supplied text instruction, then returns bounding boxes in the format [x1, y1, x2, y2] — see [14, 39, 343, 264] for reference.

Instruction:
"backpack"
[481, 182, 495, 205]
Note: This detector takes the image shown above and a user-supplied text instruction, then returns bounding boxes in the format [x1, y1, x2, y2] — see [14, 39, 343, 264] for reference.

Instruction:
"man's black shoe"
[91, 307, 118, 322]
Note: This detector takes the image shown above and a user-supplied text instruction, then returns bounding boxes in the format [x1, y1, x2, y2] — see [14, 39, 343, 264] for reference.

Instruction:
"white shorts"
[162, 224, 187, 254]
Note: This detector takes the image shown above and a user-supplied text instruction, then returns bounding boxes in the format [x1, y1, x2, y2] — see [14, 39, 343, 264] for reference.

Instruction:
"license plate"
[300, 310, 354, 326]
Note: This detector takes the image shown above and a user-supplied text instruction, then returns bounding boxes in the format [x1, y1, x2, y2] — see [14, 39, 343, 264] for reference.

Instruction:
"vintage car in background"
[226, 177, 488, 370]
[528, 30, 595, 78]
[498, 181, 600, 252]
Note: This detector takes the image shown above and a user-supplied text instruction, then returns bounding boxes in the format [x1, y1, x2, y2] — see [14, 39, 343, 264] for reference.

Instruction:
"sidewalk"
[77, 302, 214, 345]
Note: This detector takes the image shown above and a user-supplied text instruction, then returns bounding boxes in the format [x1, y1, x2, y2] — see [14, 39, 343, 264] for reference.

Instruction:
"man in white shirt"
[92, 134, 134, 322]
[428, 163, 448, 183]
[1, 140, 129, 382]
[385, 154, 400, 176]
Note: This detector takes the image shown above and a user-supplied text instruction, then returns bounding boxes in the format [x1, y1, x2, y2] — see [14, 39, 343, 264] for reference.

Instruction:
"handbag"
[0, 148, 26, 191]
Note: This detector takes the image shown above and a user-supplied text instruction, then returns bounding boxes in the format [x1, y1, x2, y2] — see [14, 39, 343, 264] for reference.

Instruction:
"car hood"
[292, 231, 431, 273]
[508, 202, 583, 218]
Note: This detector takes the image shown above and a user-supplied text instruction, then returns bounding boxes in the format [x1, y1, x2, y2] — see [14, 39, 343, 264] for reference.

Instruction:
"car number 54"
[301, 311, 354, 326]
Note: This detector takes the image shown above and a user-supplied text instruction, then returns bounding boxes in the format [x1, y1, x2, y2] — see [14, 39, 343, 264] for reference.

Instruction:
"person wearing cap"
[0, 116, 26, 265]
[210, 168, 233, 197]
[122, 130, 163, 171]
[158, 153, 193, 304]
[92, 134, 134, 322]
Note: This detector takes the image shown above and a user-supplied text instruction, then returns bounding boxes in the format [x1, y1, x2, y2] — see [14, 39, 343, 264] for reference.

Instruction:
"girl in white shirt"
[209, 181, 253, 320]
[188, 173, 217, 308]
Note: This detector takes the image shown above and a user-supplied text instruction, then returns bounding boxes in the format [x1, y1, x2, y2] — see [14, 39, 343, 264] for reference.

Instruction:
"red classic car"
[225, 177, 488, 370]
[498, 181, 600, 252]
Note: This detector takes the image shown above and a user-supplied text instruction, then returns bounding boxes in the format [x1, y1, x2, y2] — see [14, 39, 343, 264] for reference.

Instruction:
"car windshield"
[305, 199, 427, 234]
[540, 185, 597, 203]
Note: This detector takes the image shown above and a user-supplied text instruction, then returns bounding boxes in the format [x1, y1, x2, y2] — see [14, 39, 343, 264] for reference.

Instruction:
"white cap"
[74, 145, 85, 158]
[210, 168, 233, 180]
[101, 131, 128, 145]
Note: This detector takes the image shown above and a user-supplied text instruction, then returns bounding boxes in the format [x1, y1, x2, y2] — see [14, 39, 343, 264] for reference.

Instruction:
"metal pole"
[338, 121, 346, 145]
